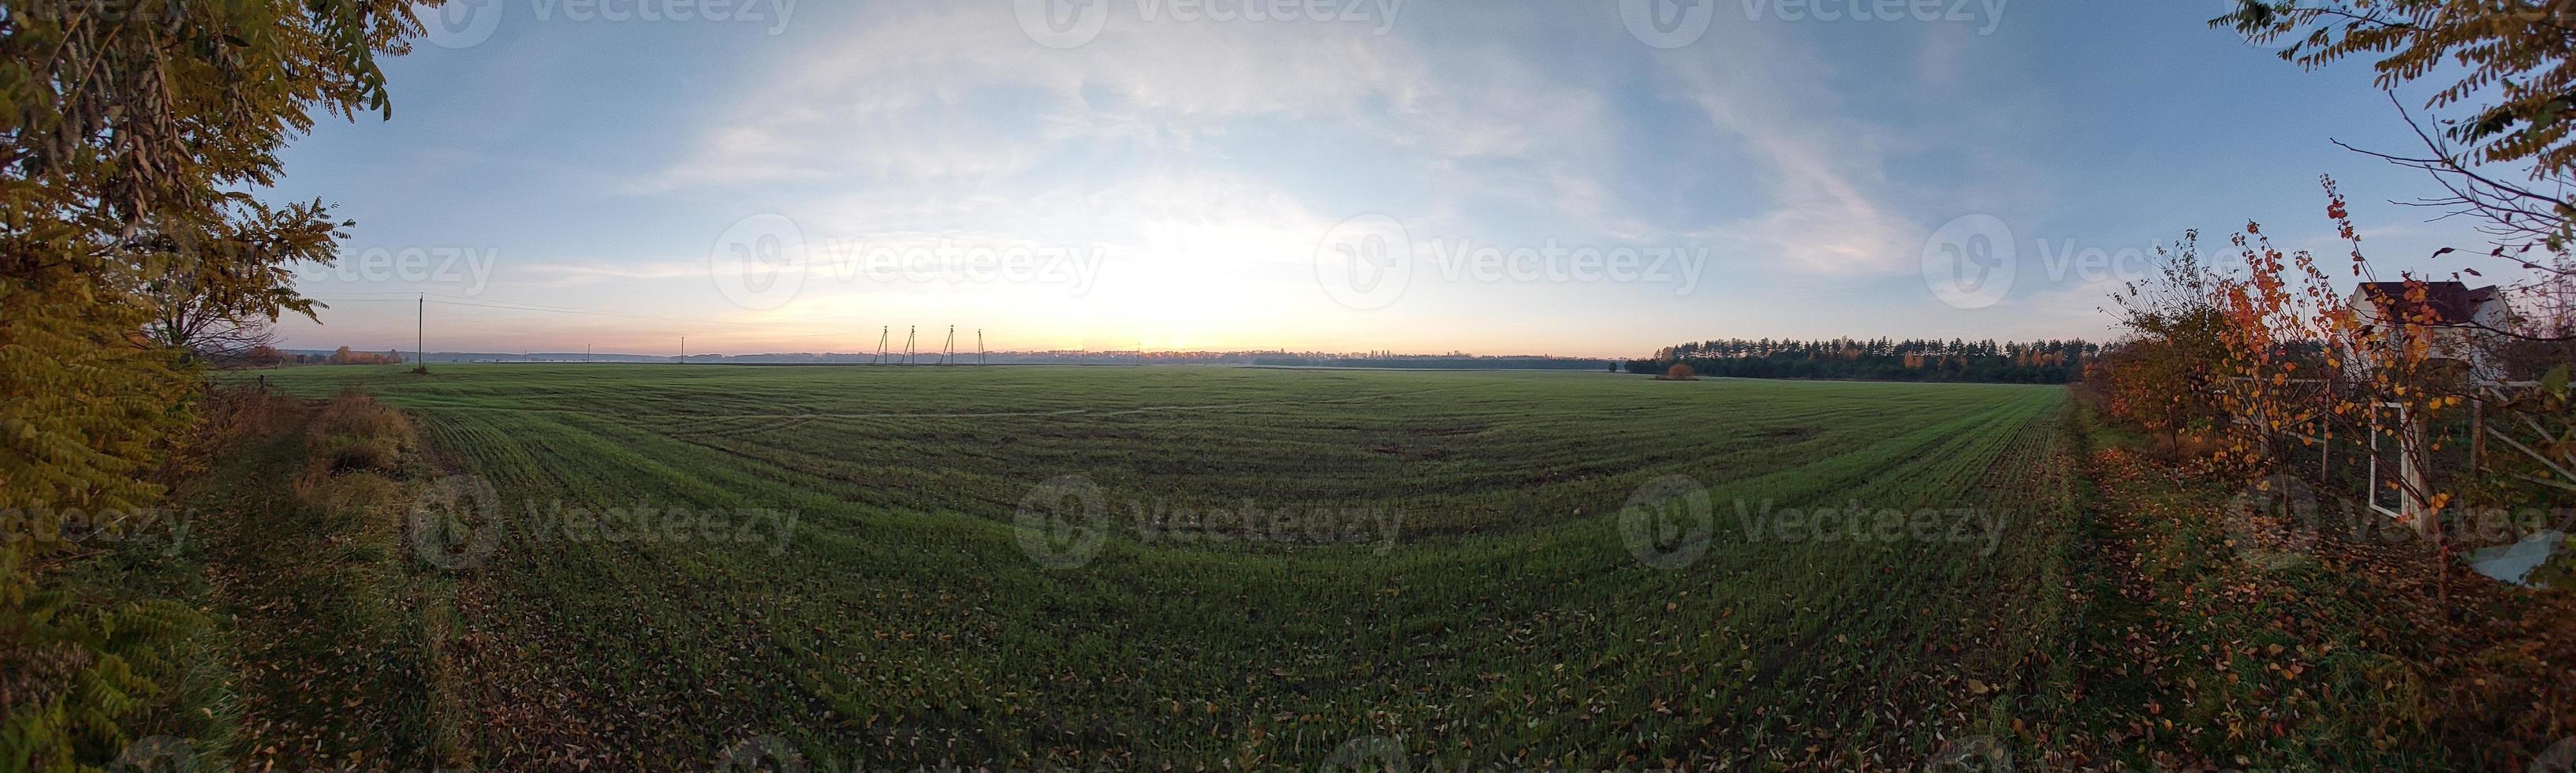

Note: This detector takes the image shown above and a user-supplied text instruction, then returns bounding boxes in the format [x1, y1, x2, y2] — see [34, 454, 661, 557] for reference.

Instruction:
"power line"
[307, 295, 994, 357]
[310, 295, 832, 331]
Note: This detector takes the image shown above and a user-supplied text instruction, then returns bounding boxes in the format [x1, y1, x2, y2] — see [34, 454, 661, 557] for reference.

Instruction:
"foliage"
[326, 347, 405, 366]
[1627, 337, 2095, 383]
[2220, 0, 2576, 328]
[136, 201, 351, 362]
[2205, 2, 2576, 558]
[56, 390, 464, 769]
[2095, 177, 2576, 570]
[2093, 233, 2233, 446]
[0, 1, 430, 768]
[2077, 428, 2576, 769]
[2222, 1, 2576, 184]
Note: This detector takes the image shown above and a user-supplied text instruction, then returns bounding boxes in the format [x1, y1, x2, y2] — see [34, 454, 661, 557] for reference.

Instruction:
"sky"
[266, 0, 2502, 358]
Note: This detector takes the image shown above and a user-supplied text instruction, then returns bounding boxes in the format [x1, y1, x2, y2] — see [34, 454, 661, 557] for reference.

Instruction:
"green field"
[235, 364, 2082, 769]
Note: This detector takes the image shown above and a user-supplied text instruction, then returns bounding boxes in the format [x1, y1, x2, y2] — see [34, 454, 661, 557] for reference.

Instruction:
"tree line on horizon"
[1622, 338, 2098, 383]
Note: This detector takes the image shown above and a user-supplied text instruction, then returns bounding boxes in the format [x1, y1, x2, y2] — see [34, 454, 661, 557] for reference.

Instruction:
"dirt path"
[183, 394, 457, 770]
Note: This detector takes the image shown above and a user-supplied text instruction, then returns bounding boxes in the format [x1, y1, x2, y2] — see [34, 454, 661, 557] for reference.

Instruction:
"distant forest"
[1624, 338, 2097, 384]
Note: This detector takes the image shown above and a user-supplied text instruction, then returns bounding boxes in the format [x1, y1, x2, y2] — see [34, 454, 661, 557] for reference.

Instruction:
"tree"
[0, 1, 432, 766]
[2224, 2, 2576, 178]
[218, 344, 291, 371]
[2218, 3, 2576, 539]
[136, 201, 349, 362]
[2220, 1, 2576, 334]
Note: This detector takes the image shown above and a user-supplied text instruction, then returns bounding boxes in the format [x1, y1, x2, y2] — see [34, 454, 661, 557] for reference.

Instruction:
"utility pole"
[416, 295, 424, 368]
[876, 326, 889, 364]
[904, 326, 916, 364]
[944, 325, 956, 365]
[681, 336, 688, 363]
[979, 329, 986, 365]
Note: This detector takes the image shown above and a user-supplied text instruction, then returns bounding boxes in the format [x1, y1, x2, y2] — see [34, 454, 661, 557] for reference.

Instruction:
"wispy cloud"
[1658, 24, 1922, 276]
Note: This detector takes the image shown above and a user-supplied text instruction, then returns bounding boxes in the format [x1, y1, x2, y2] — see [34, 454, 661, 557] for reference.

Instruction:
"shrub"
[294, 392, 417, 510]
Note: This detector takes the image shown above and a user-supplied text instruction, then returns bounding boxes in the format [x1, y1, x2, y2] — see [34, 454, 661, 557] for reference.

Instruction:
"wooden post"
[2403, 405, 2435, 536]
[2470, 398, 2486, 467]
[2367, 406, 2380, 515]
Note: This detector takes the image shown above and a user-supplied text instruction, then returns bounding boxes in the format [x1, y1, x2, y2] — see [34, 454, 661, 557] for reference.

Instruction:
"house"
[2347, 281, 2515, 381]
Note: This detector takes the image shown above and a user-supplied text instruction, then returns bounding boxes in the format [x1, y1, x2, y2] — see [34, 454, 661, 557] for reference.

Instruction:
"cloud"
[510, 259, 703, 286]
[1656, 23, 1925, 276]
[631, 0, 1989, 338]
[647, 4, 1620, 200]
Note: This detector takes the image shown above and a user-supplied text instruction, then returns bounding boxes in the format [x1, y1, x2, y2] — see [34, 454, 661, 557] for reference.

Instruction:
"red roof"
[2354, 281, 2500, 327]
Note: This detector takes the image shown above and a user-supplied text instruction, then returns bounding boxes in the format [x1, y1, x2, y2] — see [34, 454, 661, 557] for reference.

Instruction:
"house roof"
[2354, 281, 2500, 327]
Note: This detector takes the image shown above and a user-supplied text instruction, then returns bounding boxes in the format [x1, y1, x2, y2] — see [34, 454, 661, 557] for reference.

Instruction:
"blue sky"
[267, 0, 2491, 357]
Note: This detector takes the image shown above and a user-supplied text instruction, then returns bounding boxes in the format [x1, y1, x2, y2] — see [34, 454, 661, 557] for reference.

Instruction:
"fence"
[2229, 377, 2563, 534]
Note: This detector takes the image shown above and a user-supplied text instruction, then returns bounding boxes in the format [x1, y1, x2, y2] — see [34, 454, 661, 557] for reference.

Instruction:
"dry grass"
[293, 391, 418, 517]
[311, 389, 417, 461]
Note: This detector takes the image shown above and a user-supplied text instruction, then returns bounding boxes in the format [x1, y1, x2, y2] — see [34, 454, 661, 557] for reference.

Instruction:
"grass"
[54, 390, 459, 769]
[164, 364, 2575, 769]
[2056, 410, 2576, 771]
[213, 364, 2082, 770]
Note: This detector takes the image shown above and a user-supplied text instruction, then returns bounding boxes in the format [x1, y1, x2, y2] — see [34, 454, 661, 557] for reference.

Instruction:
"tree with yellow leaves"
[1, 2, 435, 767]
